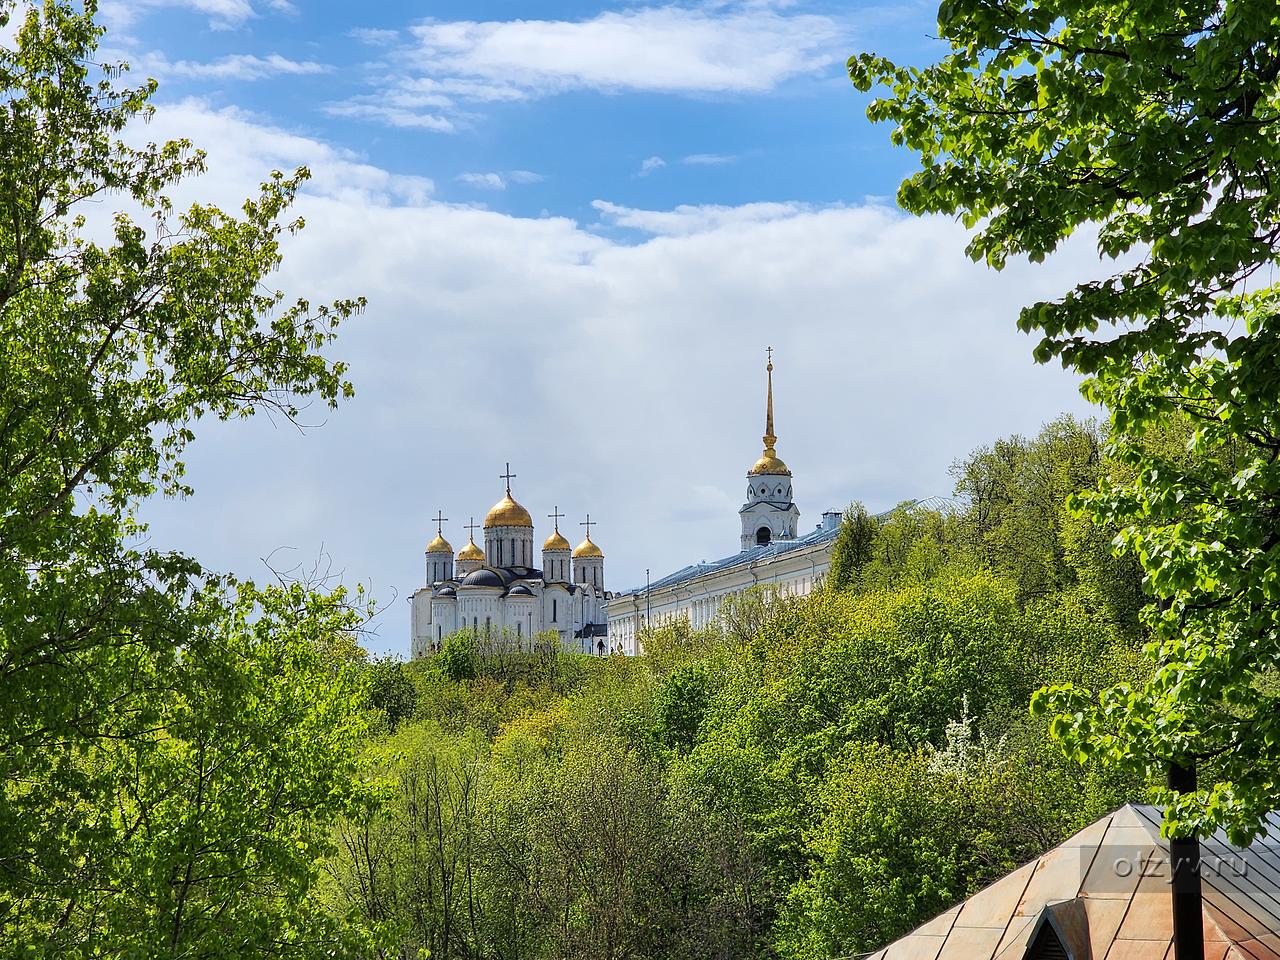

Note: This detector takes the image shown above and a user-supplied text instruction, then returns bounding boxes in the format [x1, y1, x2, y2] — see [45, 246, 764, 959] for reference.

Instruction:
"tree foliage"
[0, 2, 371, 952]
[851, 0, 1280, 840]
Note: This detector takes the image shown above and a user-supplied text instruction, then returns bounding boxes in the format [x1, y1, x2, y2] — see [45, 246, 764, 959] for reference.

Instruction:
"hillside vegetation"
[332, 415, 1152, 960]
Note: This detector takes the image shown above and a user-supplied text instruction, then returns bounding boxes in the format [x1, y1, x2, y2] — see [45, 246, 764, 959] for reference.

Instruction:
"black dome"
[508, 584, 533, 597]
[461, 568, 504, 588]
[437, 586, 456, 597]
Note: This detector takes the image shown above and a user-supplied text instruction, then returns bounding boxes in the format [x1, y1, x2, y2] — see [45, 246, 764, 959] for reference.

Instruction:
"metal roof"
[869, 803, 1280, 960]
[611, 520, 842, 599]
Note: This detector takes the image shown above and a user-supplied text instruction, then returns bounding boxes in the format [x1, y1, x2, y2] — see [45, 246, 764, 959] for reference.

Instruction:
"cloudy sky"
[76, 0, 1102, 654]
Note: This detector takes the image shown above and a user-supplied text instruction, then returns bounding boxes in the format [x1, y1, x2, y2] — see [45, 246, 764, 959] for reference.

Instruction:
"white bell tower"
[740, 348, 800, 551]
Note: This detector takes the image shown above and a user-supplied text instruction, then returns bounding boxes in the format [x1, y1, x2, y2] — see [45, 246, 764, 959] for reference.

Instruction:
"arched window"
[756, 526, 772, 545]
[552, 598, 557, 622]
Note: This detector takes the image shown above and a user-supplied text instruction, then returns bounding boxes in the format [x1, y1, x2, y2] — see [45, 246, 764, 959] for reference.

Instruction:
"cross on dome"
[464, 517, 481, 539]
[485, 463, 533, 528]
[574, 513, 604, 558]
[543, 505, 572, 552]
[432, 510, 449, 535]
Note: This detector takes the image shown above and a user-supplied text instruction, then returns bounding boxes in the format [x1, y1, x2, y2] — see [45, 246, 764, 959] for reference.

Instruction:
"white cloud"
[102, 0, 263, 30]
[129, 101, 1103, 657]
[129, 99, 435, 205]
[457, 170, 545, 190]
[350, 27, 400, 46]
[323, 99, 458, 133]
[639, 156, 667, 177]
[593, 198, 812, 235]
[683, 152, 737, 165]
[333, 2, 844, 130]
[139, 52, 330, 81]
[458, 172, 507, 190]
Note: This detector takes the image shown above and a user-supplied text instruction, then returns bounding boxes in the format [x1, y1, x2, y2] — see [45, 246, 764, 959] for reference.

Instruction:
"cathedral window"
[756, 526, 772, 545]
[552, 598, 557, 622]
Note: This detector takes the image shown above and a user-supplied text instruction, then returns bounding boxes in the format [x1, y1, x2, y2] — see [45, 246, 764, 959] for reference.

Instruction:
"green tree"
[825, 502, 877, 592]
[951, 416, 1144, 629]
[0, 1, 369, 951]
[367, 655, 418, 731]
[851, 0, 1280, 840]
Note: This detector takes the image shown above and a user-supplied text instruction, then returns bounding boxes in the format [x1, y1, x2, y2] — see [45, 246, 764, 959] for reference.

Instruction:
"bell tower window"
[756, 526, 772, 545]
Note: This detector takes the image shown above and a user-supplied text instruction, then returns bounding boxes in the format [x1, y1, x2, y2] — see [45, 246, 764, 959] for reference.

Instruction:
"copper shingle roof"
[870, 804, 1280, 960]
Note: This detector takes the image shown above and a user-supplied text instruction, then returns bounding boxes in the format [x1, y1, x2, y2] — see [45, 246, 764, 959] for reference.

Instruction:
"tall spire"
[763, 346, 776, 456]
[748, 347, 791, 476]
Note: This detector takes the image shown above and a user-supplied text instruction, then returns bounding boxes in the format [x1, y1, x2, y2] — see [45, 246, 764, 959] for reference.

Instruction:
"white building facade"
[606, 353, 843, 655]
[409, 475, 610, 659]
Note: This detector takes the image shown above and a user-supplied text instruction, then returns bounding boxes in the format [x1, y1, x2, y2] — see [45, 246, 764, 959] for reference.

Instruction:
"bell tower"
[740, 348, 800, 550]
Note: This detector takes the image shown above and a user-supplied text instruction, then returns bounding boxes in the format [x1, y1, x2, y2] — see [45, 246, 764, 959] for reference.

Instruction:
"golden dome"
[749, 452, 791, 476]
[426, 532, 453, 554]
[573, 536, 603, 559]
[543, 529, 571, 551]
[457, 537, 485, 562]
[484, 491, 533, 528]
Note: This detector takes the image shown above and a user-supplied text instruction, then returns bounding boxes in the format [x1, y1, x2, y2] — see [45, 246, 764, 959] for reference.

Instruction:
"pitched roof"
[871, 804, 1280, 960]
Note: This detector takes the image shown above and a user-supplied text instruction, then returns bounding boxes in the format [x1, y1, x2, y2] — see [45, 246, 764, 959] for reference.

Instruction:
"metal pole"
[1168, 760, 1204, 960]
[646, 568, 651, 625]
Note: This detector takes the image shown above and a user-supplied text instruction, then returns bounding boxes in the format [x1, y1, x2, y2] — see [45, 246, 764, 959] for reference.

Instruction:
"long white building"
[606, 352, 843, 655]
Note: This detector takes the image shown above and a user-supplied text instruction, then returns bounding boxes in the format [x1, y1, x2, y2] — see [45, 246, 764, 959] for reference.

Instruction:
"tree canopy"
[851, 0, 1280, 842]
[0, 2, 372, 952]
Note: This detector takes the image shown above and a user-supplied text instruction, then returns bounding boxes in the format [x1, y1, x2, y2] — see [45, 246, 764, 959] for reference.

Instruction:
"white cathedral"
[409, 469, 610, 659]
[411, 352, 844, 659]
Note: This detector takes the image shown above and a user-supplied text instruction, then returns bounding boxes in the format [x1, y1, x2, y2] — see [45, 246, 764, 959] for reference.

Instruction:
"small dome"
[457, 537, 485, 562]
[426, 532, 453, 554]
[543, 529, 571, 551]
[484, 491, 533, 528]
[461, 568, 504, 588]
[748, 453, 791, 477]
[437, 586, 456, 598]
[508, 584, 533, 597]
[573, 535, 603, 559]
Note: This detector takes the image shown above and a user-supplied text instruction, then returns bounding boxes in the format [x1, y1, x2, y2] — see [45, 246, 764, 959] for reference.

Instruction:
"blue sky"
[103, 0, 938, 219]
[74, 0, 1103, 654]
